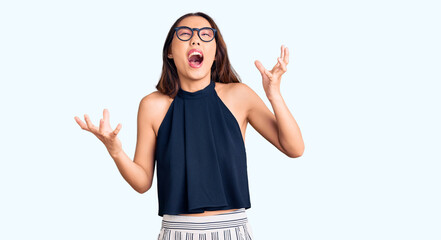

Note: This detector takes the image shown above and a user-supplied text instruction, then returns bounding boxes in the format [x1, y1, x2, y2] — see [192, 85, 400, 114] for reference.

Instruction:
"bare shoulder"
[235, 82, 257, 97]
[217, 81, 256, 98]
[140, 90, 173, 112]
[139, 90, 174, 137]
[224, 82, 259, 113]
[215, 81, 260, 130]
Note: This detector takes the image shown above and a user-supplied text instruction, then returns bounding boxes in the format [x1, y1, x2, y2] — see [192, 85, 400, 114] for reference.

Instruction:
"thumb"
[254, 60, 266, 76]
[112, 123, 122, 137]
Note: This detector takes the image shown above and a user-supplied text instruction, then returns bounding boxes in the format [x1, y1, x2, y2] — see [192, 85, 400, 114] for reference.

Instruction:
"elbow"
[136, 187, 149, 194]
[135, 184, 152, 194]
[136, 188, 147, 194]
[287, 152, 303, 158]
[280, 139, 305, 159]
[286, 146, 305, 158]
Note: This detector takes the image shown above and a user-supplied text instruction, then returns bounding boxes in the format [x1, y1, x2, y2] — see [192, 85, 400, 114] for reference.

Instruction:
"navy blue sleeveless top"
[154, 80, 251, 216]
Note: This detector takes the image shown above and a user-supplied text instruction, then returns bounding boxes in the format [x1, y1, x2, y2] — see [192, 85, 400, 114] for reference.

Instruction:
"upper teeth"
[189, 52, 203, 58]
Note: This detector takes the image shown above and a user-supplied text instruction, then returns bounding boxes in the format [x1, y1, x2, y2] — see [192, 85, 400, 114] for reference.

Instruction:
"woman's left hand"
[254, 45, 289, 100]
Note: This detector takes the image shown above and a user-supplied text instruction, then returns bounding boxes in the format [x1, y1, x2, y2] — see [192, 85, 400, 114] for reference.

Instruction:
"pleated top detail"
[154, 80, 251, 217]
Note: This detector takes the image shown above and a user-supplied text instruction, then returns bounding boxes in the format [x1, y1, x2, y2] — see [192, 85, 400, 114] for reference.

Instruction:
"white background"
[1, 0, 440, 239]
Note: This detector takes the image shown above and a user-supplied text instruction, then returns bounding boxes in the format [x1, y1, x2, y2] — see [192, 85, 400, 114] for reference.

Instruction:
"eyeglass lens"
[177, 28, 214, 42]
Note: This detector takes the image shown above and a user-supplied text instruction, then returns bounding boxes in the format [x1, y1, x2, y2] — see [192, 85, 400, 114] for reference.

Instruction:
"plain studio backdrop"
[0, 0, 439, 239]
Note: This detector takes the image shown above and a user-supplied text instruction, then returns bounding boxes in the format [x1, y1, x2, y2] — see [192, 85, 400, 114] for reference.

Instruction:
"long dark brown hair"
[155, 12, 241, 98]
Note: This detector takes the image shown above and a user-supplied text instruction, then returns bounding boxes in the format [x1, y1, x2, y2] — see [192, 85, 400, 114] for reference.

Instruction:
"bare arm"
[110, 150, 150, 193]
[249, 45, 304, 158]
[109, 94, 157, 193]
[267, 93, 304, 157]
[74, 93, 157, 194]
[242, 83, 304, 158]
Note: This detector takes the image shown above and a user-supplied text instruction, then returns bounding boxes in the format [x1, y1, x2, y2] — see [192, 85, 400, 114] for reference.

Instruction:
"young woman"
[75, 12, 304, 240]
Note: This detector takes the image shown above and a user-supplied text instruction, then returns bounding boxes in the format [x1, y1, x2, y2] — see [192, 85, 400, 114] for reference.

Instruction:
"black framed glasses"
[174, 26, 217, 42]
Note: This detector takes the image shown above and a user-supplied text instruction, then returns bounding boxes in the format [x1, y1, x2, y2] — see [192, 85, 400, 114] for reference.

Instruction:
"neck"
[178, 74, 212, 93]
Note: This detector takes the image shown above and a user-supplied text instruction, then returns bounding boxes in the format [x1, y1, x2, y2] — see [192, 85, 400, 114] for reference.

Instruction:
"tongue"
[189, 55, 202, 64]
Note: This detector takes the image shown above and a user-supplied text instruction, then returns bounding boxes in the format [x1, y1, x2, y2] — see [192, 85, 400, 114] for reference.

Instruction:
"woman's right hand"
[74, 108, 123, 157]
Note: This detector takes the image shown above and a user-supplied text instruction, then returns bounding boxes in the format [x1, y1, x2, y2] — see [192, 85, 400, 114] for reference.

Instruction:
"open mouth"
[188, 50, 204, 68]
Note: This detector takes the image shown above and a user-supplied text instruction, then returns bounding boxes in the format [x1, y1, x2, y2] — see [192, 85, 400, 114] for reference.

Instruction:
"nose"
[190, 30, 201, 45]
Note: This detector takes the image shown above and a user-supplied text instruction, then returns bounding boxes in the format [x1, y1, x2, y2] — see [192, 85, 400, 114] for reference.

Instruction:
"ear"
[167, 53, 173, 59]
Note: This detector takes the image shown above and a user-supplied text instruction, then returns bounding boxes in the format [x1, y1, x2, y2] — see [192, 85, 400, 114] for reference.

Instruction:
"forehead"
[177, 16, 212, 28]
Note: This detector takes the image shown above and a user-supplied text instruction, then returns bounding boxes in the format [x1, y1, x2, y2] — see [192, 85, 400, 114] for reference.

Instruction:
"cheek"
[211, 52, 216, 62]
[206, 49, 216, 62]
[171, 42, 186, 61]
[210, 46, 217, 61]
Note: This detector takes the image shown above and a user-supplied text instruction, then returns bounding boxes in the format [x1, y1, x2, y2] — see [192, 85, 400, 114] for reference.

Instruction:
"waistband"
[161, 208, 248, 230]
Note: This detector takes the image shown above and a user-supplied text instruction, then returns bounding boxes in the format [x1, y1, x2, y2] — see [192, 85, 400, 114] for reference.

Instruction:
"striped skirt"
[157, 208, 254, 240]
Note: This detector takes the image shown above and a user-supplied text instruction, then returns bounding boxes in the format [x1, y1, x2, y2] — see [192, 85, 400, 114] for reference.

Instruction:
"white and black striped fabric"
[157, 208, 254, 240]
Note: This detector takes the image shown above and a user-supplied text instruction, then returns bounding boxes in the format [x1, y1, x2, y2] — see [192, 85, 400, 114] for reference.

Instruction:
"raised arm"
[74, 94, 158, 194]
[249, 44, 304, 158]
